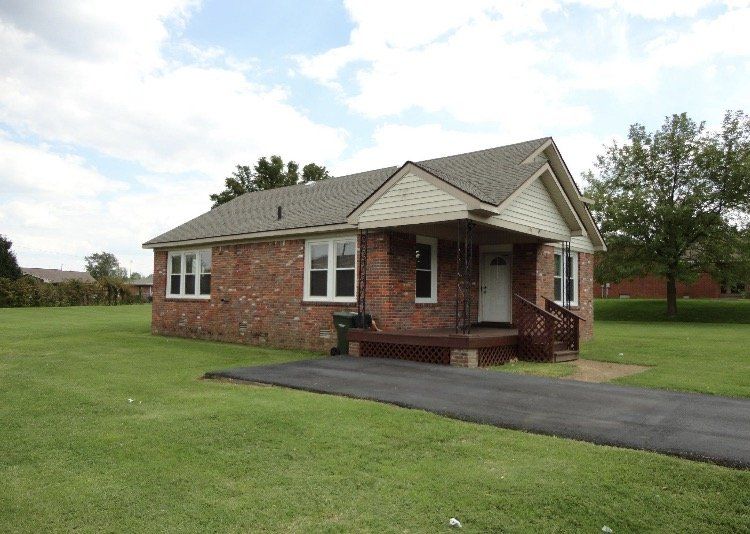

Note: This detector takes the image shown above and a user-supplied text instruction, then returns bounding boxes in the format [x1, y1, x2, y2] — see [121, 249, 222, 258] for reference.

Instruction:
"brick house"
[144, 138, 606, 366]
[601, 273, 746, 299]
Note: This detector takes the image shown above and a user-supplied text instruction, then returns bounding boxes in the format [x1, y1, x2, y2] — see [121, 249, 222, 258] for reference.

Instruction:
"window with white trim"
[415, 236, 438, 303]
[167, 249, 211, 298]
[554, 249, 578, 306]
[304, 237, 356, 302]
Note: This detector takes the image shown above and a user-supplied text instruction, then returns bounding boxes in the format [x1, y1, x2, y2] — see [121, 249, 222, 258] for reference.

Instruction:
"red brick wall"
[152, 230, 479, 352]
[511, 244, 594, 341]
[604, 272, 721, 299]
[577, 252, 595, 340]
[152, 232, 595, 350]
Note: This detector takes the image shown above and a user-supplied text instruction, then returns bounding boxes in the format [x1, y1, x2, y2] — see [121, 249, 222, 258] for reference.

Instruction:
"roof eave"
[142, 222, 358, 250]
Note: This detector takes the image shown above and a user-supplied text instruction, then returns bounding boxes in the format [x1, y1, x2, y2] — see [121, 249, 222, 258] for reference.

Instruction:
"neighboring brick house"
[126, 275, 154, 301]
[144, 138, 606, 366]
[601, 273, 746, 299]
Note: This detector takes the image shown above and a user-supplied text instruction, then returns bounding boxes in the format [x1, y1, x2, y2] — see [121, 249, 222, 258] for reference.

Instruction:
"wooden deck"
[348, 326, 518, 349]
[348, 325, 520, 366]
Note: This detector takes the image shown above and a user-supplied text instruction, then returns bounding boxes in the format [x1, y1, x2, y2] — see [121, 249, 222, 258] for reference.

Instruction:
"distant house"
[127, 275, 153, 300]
[21, 268, 96, 284]
[143, 138, 606, 366]
[601, 273, 746, 299]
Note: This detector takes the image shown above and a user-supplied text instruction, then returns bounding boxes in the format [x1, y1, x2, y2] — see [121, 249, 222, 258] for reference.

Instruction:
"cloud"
[298, 0, 585, 129]
[0, 135, 126, 198]
[0, 1, 349, 273]
[332, 123, 520, 175]
[298, 0, 750, 126]
[0, 1, 346, 177]
[0, 137, 210, 273]
[568, 0, 718, 19]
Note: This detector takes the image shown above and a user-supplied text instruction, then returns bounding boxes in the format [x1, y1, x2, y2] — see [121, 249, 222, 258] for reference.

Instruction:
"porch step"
[553, 350, 579, 362]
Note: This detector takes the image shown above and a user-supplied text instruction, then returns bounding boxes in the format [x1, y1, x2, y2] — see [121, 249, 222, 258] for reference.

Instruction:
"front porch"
[350, 217, 586, 368]
[348, 294, 582, 368]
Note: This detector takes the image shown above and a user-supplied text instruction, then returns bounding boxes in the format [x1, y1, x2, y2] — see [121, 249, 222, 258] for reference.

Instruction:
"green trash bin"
[331, 312, 372, 356]
[331, 311, 358, 356]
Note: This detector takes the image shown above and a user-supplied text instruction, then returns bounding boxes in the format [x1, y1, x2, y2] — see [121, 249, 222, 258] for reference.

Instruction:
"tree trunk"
[666, 274, 677, 318]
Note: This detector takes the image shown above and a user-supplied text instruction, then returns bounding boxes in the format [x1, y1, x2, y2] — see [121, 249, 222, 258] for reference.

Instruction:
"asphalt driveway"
[206, 356, 750, 468]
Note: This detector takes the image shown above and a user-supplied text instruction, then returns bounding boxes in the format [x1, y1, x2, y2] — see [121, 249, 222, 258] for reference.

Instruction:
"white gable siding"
[358, 172, 466, 224]
[570, 234, 596, 253]
[492, 178, 570, 237]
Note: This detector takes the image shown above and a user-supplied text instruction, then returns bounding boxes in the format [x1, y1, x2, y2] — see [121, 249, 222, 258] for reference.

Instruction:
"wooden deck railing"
[543, 297, 586, 352]
[513, 294, 558, 362]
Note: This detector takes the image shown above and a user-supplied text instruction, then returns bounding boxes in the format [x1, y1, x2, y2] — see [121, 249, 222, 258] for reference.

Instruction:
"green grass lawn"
[1, 305, 749, 532]
[587, 299, 750, 397]
[582, 321, 750, 397]
[491, 299, 750, 398]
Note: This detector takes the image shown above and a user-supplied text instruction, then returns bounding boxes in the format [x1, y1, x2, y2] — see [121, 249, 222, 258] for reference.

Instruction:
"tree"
[0, 235, 23, 280]
[586, 111, 750, 317]
[84, 252, 127, 280]
[210, 156, 331, 208]
[302, 162, 331, 183]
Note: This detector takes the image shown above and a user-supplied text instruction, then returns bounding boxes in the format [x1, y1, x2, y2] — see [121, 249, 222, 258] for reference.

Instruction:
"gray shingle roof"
[22, 268, 96, 283]
[144, 137, 550, 246]
[128, 275, 153, 286]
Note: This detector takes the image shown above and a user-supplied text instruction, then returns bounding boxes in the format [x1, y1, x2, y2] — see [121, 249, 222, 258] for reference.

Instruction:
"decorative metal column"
[454, 219, 475, 334]
[563, 240, 572, 309]
[357, 229, 369, 326]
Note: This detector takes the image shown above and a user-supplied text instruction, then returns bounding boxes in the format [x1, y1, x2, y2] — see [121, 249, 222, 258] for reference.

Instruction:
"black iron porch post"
[455, 220, 462, 333]
[357, 229, 368, 326]
[564, 240, 571, 309]
[454, 220, 475, 334]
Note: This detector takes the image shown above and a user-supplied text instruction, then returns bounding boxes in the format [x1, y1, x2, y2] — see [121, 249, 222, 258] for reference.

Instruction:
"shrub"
[0, 276, 145, 308]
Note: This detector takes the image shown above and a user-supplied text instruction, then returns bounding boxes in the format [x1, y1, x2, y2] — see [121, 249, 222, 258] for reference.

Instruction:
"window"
[415, 236, 437, 303]
[554, 248, 578, 306]
[167, 249, 211, 299]
[304, 237, 356, 302]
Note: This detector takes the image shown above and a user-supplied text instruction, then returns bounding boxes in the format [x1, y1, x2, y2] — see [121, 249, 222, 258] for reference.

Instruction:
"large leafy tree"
[0, 235, 23, 280]
[586, 111, 750, 317]
[84, 252, 127, 280]
[210, 156, 331, 208]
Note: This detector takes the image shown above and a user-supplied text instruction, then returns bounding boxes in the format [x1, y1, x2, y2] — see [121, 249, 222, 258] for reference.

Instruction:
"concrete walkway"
[206, 356, 750, 468]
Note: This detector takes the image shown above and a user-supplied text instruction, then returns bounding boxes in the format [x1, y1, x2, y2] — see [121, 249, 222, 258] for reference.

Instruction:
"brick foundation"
[450, 348, 478, 368]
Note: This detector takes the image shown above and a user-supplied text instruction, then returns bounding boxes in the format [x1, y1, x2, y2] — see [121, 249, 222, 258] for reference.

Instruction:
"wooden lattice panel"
[477, 345, 517, 367]
[515, 295, 555, 362]
[360, 341, 451, 365]
[545, 300, 580, 352]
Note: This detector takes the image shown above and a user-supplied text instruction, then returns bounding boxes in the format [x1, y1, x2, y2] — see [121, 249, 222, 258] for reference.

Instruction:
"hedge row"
[0, 276, 146, 308]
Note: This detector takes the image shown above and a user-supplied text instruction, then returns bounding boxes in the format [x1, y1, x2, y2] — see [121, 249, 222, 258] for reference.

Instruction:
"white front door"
[481, 254, 511, 322]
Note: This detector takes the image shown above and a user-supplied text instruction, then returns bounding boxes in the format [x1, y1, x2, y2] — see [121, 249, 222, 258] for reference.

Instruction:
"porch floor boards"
[348, 325, 518, 349]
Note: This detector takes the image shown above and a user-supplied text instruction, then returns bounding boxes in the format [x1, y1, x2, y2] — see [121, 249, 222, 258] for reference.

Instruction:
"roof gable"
[413, 137, 551, 205]
[492, 173, 574, 240]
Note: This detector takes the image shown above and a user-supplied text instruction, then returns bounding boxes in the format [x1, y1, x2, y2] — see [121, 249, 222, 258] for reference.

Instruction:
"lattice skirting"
[517, 339, 554, 362]
[477, 345, 517, 367]
[360, 341, 451, 365]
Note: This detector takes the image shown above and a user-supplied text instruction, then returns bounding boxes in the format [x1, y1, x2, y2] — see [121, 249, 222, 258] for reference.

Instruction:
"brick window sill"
[301, 300, 357, 307]
[165, 297, 211, 303]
